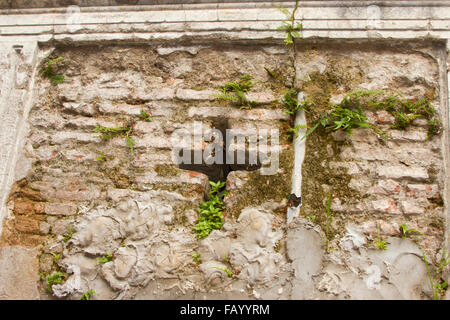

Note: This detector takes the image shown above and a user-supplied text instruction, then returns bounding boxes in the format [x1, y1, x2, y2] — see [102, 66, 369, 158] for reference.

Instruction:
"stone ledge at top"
[0, 0, 298, 9]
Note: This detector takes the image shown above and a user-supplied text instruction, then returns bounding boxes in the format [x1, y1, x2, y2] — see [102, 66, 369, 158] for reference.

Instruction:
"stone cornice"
[0, 1, 449, 43]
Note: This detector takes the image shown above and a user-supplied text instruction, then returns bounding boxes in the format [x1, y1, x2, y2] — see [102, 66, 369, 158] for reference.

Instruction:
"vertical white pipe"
[287, 92, 307, 224]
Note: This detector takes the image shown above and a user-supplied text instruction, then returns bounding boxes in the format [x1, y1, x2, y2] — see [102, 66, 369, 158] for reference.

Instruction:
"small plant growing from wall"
[438, 248, 450, 274]
[193, 181, 228, 239]
[96, 150, 107, 162]
[93, 123, 135, 153]
[278, 0, 302, 45]
[50, 252, 61, 262]
[374, 225, 387, 250]
[422, 250, 449, 300]
[138, 109, 152, 122]
[399, 223, 423, 238]
[96, 252, 113, 264]
[213, 266, 234, 278]
[81, 289, 98, 300]
[192, 252, 202, 265]
[215, 75, 257, 109]
[40, 56, 71, 84]
[45, 271, 65, 292]
[297, 90, 441, 141]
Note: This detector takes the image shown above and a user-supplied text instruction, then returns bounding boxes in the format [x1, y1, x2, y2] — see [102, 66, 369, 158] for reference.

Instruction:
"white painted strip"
[287, 92, 306, 225]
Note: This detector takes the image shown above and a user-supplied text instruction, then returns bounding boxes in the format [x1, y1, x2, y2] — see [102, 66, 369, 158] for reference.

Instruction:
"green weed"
[281, 89, 313, 115]
[50, 252, 61, 261]
[438, 248, 450, 274]
[374, 225, 387, 250]
[62, 230, 74, 242]
[287, 124, 307, 138]
[399, 223, 423, 238]
[96, 252, 113, 264]
[375, 239, 387, 250]
[422, 250, 440, 300]
[215, 75, 257, 109]
[46, 272, 65, 292]
[93, 124, 135, 153]
[96, 150, 106, 162]
[299, 90, 441, 141]
[213, 267, 233, 278]
[192, 252, 202, 265]
[278, 0, 302, 45]
[138, 109, 152, 122]
[41, 57, 70, 84]
[81, 289, 98, 300]
[193, 181, 227, 239]
[264, 67, 285, 83]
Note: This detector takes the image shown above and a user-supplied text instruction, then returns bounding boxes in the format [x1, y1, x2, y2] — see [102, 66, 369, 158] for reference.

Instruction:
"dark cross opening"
[177, 119, 261, 182]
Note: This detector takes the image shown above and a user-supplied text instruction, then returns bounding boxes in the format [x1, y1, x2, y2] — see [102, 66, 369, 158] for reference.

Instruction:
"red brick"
[14, 216, 40, 234]
[14, 200, 45, 215]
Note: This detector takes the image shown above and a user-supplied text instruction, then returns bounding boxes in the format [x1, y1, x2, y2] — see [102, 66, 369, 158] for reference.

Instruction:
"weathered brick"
[14, 200, 34, 215]
[347, 128, 379, 144]
[134, 170, 208, 186]
[330, 198, 365, 213]
[371, 199, 401, 214]
[341, 144, 390, 161]
[405, 184, 440, 199]
[82, 87, 131, 101]
[348, 178, 372, 193]
[226, 170, 250, 190]
[30, 111, 64, 129]
[361, 220, 400, 236]
[133, 134, 175, 149]
[29, 131, 49, 147]
[52, 219, 71, 235]
[62, 102, 96, 116]
[32, 145, 59, 161]
[14, 200, 45, 215]
[133, 121, 162, 134]
[246, 92, 276, 104]
[44, 203, 77, 216]
[136, 88, 175, 100]
[175, 88, 216, 101]
[97, 103, 142, 116]
[14, 216, 40, 234]
[52, 131, 101, 144]
[131, 151, 172, 168]
[377, 165, 428, 181]
[39, 221, 51, 235]
[188, 107, 289, 121]
[366, 110, 395, 125]
[401, 199, 427, 214]
[61, 149, 97, 162]
[147, 102, 176, 118]
[53, 188, 101, 201]
[328, 161, 361, 175]
[369, 179, 402, 195]
[388, 128, 428, 142]
[65, 117, 119, 130]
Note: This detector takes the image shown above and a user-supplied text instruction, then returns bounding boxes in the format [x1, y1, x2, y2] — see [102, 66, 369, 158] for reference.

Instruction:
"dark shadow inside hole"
[178, 119, 262, 182]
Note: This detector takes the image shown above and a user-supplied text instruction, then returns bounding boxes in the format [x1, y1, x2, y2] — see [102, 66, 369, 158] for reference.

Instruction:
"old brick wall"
[297, 42, 446, 257]
[0, 40, 447, 300]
